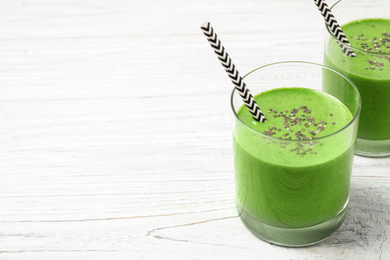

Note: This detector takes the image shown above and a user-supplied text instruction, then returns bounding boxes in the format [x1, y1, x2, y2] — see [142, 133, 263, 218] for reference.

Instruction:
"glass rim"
[230, 61, 361, 143]
[326, 0, 390, 56]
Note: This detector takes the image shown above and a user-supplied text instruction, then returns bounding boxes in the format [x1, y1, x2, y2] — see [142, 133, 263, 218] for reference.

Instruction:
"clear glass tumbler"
[231, 61, 360, 247]
[323, 0, 390, 157]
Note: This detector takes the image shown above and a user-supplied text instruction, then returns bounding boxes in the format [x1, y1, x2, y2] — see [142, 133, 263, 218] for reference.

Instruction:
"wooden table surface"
[1, 0, 389, 259]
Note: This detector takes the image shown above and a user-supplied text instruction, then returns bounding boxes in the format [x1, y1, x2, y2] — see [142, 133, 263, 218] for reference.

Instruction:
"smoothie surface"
[331, 18, 390, 79]
[237, 87, 353, 141]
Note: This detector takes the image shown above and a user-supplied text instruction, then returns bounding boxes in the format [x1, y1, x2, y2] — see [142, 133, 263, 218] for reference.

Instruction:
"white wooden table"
[0, 0, 389, 259]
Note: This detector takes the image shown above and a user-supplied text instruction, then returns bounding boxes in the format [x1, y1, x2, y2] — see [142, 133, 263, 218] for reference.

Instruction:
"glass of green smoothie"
[323, 0, 390, 157]
[231, 61, 360, 247]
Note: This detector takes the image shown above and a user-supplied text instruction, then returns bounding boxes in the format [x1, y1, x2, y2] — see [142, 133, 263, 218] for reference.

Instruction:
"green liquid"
[234, 88, 354, 229]
[324, 18, 390, 140]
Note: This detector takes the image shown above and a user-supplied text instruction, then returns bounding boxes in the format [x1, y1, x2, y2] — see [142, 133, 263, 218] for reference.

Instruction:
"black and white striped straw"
[314, 0, 356, 57]
[200, 22, 266, 123]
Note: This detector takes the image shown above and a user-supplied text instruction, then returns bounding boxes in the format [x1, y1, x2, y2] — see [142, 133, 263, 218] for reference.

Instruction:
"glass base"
[355, 138, 390, 157]
[237, 203, 348, 247]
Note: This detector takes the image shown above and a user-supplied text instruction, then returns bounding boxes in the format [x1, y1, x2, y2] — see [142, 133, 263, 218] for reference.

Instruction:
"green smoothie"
[234, 87, 355, 229]
[324, 18, 390, 140]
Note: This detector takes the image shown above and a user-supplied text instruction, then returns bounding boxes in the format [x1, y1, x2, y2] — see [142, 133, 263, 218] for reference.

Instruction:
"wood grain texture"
[0, 0, 389, 259]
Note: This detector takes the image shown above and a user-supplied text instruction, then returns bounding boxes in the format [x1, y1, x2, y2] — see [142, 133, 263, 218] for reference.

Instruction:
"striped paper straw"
[314, 0, 356, 57]
[200, 22, 266, 123]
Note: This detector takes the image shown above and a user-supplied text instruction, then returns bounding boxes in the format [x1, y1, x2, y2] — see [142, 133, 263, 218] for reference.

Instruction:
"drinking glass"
[323, 0, 390, 157]
[231, 61, 360, 246]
